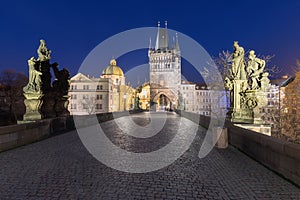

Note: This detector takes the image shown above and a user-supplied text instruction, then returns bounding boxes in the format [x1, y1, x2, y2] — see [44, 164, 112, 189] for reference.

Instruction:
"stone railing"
[176, 110, 300, 186]
[0, 109, 144, 152]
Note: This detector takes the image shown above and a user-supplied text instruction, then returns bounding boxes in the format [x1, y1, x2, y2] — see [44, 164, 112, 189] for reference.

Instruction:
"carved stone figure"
[21, 39, 70, 122]
[37, 39, 51, 61]
[225, 42, 270, 124]
[224, 77, 233, 90]
[52, 63, 70, 96]
[260, 72, 270, 92]
[231, 41, 247, 80]
[24, 57, 42, 93]
[247, 50, 266, 90]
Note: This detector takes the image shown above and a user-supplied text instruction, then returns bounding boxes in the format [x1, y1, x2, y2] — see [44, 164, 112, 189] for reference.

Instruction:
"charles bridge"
[0, 111, 299, 199]
[0, 40, 300, 199]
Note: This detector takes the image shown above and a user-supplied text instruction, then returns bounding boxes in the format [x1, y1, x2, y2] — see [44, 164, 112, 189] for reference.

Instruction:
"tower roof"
[155, 21, 169, 50]
[102, 59, 124, 76]
[174, 33, 180, 52]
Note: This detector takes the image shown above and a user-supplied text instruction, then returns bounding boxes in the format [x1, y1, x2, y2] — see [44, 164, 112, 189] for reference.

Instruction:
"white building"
[194, 84, 227, 117]
[68, 59, 135, 115]
[68, 73, 114, 115]
[180, 82, 195, 112]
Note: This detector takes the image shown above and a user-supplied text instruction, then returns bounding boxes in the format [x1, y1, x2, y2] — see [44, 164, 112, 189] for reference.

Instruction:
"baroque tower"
[148, 21, 181, 111]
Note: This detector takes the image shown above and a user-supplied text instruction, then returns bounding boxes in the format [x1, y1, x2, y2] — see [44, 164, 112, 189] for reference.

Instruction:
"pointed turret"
[155, 21, 169, 50]
[174, 33, 180, 52]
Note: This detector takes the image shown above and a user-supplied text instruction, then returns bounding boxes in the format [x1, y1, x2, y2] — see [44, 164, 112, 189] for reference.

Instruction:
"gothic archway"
[152, 90, 178, 111]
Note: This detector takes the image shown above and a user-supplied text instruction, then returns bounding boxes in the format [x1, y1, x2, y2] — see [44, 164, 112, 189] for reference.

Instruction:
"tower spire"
[174, 32, 180, 53]
[149, 37, 152, 49]
[155, 21, 169, 50]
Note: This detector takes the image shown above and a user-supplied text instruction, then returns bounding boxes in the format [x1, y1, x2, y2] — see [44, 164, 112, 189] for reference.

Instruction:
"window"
[83, 104, 88, 109]
[71, 85, 77, 90]
[96, 104, 103, 109]
[71, 94, 77, 99]
[71, 104, 77, 109]
[97, 85, 103, 90]
[96, 94, 103, 100]
[83, 94, 89, 99]
[83, 85, 89, 90]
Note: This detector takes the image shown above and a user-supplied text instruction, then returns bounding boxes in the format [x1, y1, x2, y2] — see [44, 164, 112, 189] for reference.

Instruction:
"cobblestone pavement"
[0, 112, 299, 199]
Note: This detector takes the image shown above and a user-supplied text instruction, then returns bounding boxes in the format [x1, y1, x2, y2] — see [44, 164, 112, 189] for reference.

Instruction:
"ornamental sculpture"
[22, 40, 70, 122]
[225, 41, 270, 124]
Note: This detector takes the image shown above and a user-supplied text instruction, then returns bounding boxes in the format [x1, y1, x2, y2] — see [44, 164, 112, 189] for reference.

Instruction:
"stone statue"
[246, 50, 266, 90]
[37, 39, 51, 61]
[52, 63, 70, 95]
[224, 77, 233, 91]
[21, 39, 71, 122]
[24, 57, 42, 93]
[231, 41, 247, 80]
[260, 72, 270, 92]
[225, 42, 270, 124]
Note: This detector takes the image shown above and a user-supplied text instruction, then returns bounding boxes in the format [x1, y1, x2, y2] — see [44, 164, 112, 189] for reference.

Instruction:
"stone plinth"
[55, 95, 70, 117]
[22, 93, 44, 121]
[212, 127, 228, 149]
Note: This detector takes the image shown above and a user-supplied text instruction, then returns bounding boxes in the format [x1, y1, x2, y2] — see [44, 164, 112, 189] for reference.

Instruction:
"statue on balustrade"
[225, 41, 270, 124]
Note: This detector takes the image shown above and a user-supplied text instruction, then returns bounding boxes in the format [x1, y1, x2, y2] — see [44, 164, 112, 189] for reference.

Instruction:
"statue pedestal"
[212, 127, 228, 149]
[23, 93, 44, 121]
[55, 95, 70, 117]
[231, 79, 252, 123]
[42, 92, 56, 118]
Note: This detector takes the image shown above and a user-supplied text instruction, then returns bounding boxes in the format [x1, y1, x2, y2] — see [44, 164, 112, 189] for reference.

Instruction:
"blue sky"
[0, 0, 299, 84]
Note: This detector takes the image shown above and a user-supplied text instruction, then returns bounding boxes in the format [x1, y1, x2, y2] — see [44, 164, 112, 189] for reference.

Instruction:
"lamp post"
[123, 94, 127, 111]
[183, 94, 186, 111]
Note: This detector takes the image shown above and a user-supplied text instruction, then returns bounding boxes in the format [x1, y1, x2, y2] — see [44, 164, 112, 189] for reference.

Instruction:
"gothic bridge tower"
[148, 21, 181, 111]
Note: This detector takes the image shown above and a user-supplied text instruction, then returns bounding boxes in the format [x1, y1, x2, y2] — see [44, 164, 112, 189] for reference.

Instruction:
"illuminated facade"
[68, 59, 135, 115]
[148, 21, 181, 111]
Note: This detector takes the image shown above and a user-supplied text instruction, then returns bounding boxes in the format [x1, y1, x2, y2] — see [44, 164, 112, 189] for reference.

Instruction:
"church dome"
[102, 59, 124, 76]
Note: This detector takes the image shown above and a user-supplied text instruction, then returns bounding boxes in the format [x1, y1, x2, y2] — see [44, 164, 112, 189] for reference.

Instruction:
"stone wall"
[0, 109, 144, 152]
[176, 110, 300, 186]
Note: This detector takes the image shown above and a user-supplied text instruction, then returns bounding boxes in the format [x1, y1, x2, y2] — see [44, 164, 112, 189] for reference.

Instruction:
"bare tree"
[0, 69, 28, 122]
[212, 50, 233, 80]
[81, 96, 96, 115]
[291, 59, 300, 73]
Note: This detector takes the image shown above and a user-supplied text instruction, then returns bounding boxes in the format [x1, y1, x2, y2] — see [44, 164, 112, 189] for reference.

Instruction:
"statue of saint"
[24, 57, 42, 92]
[231, 41, 246, 79]
[246, 50, 266, 90]
[51, 63, 70, 95]
[37, 39, 51, 61]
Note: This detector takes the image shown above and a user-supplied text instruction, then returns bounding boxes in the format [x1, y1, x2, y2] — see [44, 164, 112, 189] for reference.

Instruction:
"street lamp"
[183, 94, 186, 111]
[123, 94, 127, 111]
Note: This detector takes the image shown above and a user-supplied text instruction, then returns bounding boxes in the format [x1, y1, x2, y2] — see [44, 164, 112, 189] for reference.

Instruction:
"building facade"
[68, 59, 135, 115]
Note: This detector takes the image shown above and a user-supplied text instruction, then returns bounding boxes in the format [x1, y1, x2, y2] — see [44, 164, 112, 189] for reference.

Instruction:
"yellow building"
[137, 83, 150, 110]
[101, 59, 135, 111]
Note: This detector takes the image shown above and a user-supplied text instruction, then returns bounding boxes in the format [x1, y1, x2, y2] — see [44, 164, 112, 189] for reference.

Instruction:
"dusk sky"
[1, 0, 300, 84]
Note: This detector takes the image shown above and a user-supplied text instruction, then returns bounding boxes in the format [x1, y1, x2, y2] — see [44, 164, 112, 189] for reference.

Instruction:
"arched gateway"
[151, 87, 178, 111]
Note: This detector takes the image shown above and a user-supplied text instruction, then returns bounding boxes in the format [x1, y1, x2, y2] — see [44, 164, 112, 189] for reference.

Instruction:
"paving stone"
[0, 112, 299, 199]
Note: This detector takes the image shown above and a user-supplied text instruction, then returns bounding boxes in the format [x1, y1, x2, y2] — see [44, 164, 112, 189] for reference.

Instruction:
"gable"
[71, 73, 92, 82]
